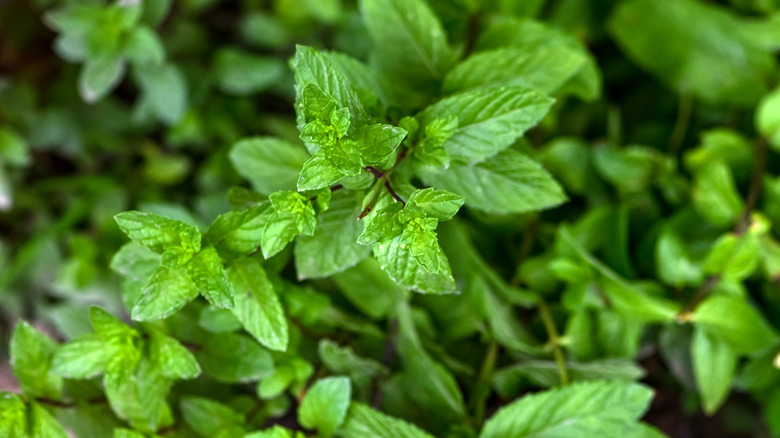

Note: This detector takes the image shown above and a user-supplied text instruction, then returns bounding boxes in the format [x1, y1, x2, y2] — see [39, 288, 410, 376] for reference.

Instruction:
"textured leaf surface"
[228, 259, 288, 351]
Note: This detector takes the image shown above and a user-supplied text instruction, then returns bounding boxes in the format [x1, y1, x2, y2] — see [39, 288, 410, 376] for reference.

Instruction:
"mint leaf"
[692, 326, 737, 415]
[422, 148, 566, 214]
[332, 258, 407, 319]
[374, 235, 456, 294]
[196, 332, 274, 383]
[207, 202, 270, 259]
[187, 247, 234, 309]
[79, 55, 126, 103]
[115, 211, 201, 254]
[443, 45, 586, 95]
[358, 202, 404, 245]
[401, 216, 440, 272]
[295, 191, 370, 279]
[407, 188, 463, 221]
[691, 294, 776, 354]
[214, 47, 286, 95]
[360, 0, 456, 85]
[132, 262, 199, 321]
[181, 396, 247, 438]
[418, 86, 553, 164]
[298, 377, 351, 437]
[30, 402, 69, 438]
[689, 162, 743, 226]
[298, 155, 346, 191]
[111, 243, 161, 309]
[148, 328, 201, 380]
[51, 334, 113, 379]
[134, 63, 187, 125]
[757, 86, 780, 150]
[124, 26, 164, 66]
[10, 321, 63, 399]
[480, 380, 654, 438]
[261, 191, 317, 258]
[228, 259, 288, 351]
[353, 123, 407, 164]
[0, 392, 26, 437]
[230, 137, 309, 195]
[341, 402, 435, 438]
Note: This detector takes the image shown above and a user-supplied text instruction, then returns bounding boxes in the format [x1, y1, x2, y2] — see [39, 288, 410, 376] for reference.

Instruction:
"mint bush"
[3, 0, 780, 437]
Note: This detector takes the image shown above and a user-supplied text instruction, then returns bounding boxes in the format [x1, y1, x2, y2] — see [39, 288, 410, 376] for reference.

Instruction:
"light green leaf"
[418, 86, 553, 164]
[340, 402, 435, 438]
[358, 202, 404, 246]
[262, 191, 317, 259]
[230, 137, 309, 195]
[494, 358, 646, 390]
[89, 307, 136, 342]
[422, 148, 566, 214]
[111, 243, 161, 309]
[104, 357, 171, 432]
[214, 48, 286, 95]
[79, 56, 126, 103]
[703, 233, 760, 282]
[295, 191, 370, 279]
[228, 258, 288, 351]
[30, 402, 69, 438]
[691, 294, 776, 354]
[207, 202, 270, 259]
[692, 326, 737, 415]
[148, 329, 201, 380]
[114, 429, 145, 438]
[0, 127, 30, 167]
[124, 26, 164, 66]
[115, 211, 201, 254]
[293, 45, 368, 125]
[609, 0, 775, 106]
[480, 380, 654, 438]
[332, 258, 407, 320]
[298, 377, 351, 438]
[135, 63, 188, 125]
[51, 334, 113, 379]
[401, 217, 440, 272]
[180, 396, 247, 438]
[360, 0, 456, 85]
[655, 226, 703, 287]
[407, 188, 463, 221]
[353, 124, 407, 164]
[187, 247, 234, 309]
[443, 44, 585, 95]
[199, 306, 242, 333]
[132, 262, 199, 321]
[757, 86, 780, 150]
[0, 392, 27, 438]
[374, 234, 457, 294]
[10, 321, 63, 399]
[689, 162, 743, 226]
[244, 426, 300, 438]
[196, 332, 274, 383]
[298, 155, 346, 191]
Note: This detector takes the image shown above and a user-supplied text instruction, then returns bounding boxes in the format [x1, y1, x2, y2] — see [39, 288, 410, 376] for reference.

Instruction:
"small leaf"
[207, 202, 271, 259]
[298, 154, 346, 191]
[230, 137, 309, 195]
[134, 63, 188, 125]
[30, 402, 69, 437]
[214, 47, 286, 95]
[692, 326, 737, 415]
[691, 294, 776, 354]
[407, 188, 464, 221]
[115, 211, 201, 254]
[196, 332, 274, 383]
[0, 392, 27, 437]
[228, 259, 288, 351]
[353, 123, 407, 164]
[187, 247, 234, 309]
[148, 329, 201, 380]
[132, 263, 199, 321]
[51, 334, 113, 379]
[10, 321, 63, 399]
[180, 396, 247, 438]
[124, 26, 165, 66]
[79, 56, 126, 103]
[298, 377, 351, 438]
[340, 402, 435, 438]
[757, 86, 780, 150]
[374, 234, 457, 294]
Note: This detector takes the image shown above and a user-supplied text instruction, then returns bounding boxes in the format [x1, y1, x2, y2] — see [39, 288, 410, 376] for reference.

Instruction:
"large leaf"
[480, 380, 654, 438]
[418, 86, 553, 164]
[230, 137, 309, 195]
[341, 403, 435, 438]
[422, 148, 566, 214]
[228, 259, 288, 351]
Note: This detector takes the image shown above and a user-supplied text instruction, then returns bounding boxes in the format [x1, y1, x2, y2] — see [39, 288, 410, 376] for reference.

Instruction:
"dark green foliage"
[3, 0, 780, 437]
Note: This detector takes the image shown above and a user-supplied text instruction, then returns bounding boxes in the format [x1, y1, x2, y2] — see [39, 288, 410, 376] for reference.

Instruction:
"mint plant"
[4, 0, 780, 437]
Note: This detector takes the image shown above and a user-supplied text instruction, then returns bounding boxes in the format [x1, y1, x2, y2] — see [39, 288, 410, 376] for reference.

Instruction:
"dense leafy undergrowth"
[4, 0, 780, 437]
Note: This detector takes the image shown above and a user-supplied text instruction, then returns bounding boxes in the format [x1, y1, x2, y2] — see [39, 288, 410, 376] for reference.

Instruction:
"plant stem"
[669, 94, 693, 155]
[538, 299, 569, 385]
[358, 149, 409, 219]
[471, 341, 499, 426]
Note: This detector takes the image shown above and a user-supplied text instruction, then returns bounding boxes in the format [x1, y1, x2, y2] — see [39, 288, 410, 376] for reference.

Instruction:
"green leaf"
[79, 56, 126, 103]
[196, 332, 274, 383]
[443, 44, 585, 95]
[228, 258, 288, 351]
[90, 307, 136, 341]
[702, 233, 760, 282]
[358, 202, 404, 246]
[214, 48, 286, 95]
[132, 263, 199, 321]
[401, 217, 440, 272]
[293, 46, 368, 125]
[298, 377, 351, 437]
[295, 191, 370, 279]
[244, 426, 302, 438]
[422, 148, 566, 214]
[689, 162, 743, 226]
[353, 124, 407, 164]
[187, 247, 234, 309]
[0, 392, 27, 438]
[261, 191, 317, 259]
[298, 155, 346, 191]
[609, 0, 775, 106]
[691, 294, 776, 354]
[318, 340, 388, 400]
[148, 329, 201, 380]
[692, 326, 737, 415]
[51, 334, 113, 379]
[124, 26, 165, 66]
[340, 402, 435, 438]
[10, 321, 63, 399]
[0, 127, 30, 167]
[207, 202, 270, 259]
[655, 226, 703, 287]
[180, 397, 247, 438]
[494, 358, 646, 390]
[30, 402, 69, 438]
[230, 137, 309, 195]
[407, 188, 464, 221]
[757, 86, 780, 150]
[418, 86, 553, 164]
[134, 63, 188, 125]
[104, 357, 171, 432]
[332, 258, 407, 319]
[199, 306, 242, 333]
[115, 211, 201, 254]
[374, 234, 457, 294]
[360, 0, 456, 85]
[114, 429, 145, 438]
[480, 380, 654, 438]
[111, 243, 161, 309]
